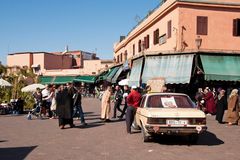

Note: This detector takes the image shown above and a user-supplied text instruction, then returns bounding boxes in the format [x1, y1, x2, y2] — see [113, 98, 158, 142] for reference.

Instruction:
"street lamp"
[195, 36, 202, 50]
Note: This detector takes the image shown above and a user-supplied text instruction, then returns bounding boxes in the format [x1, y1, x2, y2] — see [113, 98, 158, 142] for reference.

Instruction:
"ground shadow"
[74, 122, 105, 129]
[153, 131, 224, 146]
[84, 112, 94, 115]
[0, 140, 8, 143]
[131, 130, 141, 134]
[84, 117, 102, 121]
[0, 146, 37, 160]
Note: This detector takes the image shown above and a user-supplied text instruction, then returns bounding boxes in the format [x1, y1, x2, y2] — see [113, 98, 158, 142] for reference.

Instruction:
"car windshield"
[146, 95, 195, 108]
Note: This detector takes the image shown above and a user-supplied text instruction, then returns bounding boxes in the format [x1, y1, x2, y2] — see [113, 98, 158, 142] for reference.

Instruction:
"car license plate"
[167, 119, 188, 125]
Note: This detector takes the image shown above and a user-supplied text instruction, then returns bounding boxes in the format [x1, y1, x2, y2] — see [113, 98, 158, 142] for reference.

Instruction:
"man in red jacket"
[126, 86, 142, 134]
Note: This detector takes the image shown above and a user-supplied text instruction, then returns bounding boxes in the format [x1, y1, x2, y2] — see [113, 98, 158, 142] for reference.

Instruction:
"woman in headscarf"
[215, 89, 227, 124]
[226, 89, 240, 125]
[203, 87, 216, 115]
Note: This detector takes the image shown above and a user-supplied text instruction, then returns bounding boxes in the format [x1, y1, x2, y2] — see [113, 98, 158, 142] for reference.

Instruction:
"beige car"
[134, 93, 207, 143]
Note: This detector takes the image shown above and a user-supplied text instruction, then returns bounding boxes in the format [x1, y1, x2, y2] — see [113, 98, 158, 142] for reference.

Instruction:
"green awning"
[106, 66, 120, 82]
[39, 76, 54, 84]
[53, 76, 76, 84]
[111, 66, 123, 83]
[96, 70, 109, 81]
[74, 75, 96, 83]
[142, 54, 194, 84]
[129, 57, 144, 87]
[200, 55, 240, 81]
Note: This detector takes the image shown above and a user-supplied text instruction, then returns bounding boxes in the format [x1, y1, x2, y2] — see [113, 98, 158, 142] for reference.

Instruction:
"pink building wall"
[7, 53, 32, 68]
[114, 0, 240, 62]
[44, 54, 72, 70]
[179, 4, 240, 51]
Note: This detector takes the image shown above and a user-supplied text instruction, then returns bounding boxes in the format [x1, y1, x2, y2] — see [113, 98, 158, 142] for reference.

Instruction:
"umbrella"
[118, 79, 129, 86]
[0, 78, 12, 87]
[21, 83, 45, 92]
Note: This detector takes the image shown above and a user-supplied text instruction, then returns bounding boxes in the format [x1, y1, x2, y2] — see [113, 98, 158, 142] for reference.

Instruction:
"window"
[124, 50, 128, 61]
[197, 16, 208, 35]
[144, 35, 150, 49]
[167, 20, 172, 38]
[138, 40, 142, 52]
[140, 96, 146, 108]
[120, 53, 123, 62]
[117, 55, 119, 63]
[233, 18, 240, 36]
[153, 29, 159, 45]
[133, 44, 135, 56]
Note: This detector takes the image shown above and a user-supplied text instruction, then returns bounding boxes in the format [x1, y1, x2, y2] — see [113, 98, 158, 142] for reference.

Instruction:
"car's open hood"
[141, 108, 206, 118]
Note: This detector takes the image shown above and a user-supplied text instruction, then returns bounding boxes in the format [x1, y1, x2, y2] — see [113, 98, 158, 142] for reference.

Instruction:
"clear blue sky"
[0, 0, 161, 64]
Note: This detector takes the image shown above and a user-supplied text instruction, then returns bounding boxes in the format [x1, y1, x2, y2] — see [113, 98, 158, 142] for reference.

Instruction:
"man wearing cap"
[126, 86, 142, 134]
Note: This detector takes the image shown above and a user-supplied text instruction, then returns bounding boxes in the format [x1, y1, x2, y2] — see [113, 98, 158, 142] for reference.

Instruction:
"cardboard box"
[147, 77, 166, 93]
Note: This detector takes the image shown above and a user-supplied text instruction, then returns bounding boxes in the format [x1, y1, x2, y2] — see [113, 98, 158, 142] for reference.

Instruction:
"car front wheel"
[141, 124, 151, 142]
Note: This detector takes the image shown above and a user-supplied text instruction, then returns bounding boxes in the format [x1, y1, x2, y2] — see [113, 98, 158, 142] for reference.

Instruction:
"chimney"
[120, 36, 125, 42]
[65, 45, 69, 52]
[62, 45, 69, 55]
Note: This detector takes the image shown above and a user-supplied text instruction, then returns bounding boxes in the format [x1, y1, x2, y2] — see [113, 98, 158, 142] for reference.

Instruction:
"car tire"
[141, 124, 151, 142]
[189, 134, 199, 144]
[132, 119, 141, 130]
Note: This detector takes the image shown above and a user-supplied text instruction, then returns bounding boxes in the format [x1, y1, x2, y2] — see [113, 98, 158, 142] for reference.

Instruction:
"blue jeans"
[73, 105, 85, 123]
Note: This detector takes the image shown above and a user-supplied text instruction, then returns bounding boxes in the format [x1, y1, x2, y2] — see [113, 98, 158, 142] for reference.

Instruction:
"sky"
[0, 0, 161, 64]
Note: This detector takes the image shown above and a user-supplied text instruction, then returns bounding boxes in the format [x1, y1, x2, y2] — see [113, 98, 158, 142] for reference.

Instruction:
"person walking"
[112, 85, 123, 118]
[125, 86, 142, 134]
[73, 88, 86, 126]
[100, 86, 112, 122]
[56, 85, 75, 129]
[118, 85, 130, 119]
[42, 85, 52, 118]
[215, 89, 227, 124]
[50, 85, 57, 119]
[226, 89, 240, 125]
[203, 87, 216, 115]
[33, 88, 43, 117]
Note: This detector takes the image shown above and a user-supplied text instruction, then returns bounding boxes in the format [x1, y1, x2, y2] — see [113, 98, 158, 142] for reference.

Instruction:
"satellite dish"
[134, 15, 141, 24]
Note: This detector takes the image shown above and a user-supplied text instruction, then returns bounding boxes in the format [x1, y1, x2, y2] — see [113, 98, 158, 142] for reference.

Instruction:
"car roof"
[143, 92, 188, 97]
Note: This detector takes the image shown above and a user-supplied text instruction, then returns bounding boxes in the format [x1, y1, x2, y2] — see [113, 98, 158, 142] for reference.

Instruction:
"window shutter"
[138, 40, 141, 52]
[153, 30, 156, 44]
[144, 36, 147, 49]
[197, 16, 208, 35]
[233, 18, 240, 36]
[153, 29, 159, 45]
[168, 20, 172, 38]
[233, 19, 237, 36]
[147, 35, 149, 48]
[156, 29, 159, 44]
[133, 44, 135, 56]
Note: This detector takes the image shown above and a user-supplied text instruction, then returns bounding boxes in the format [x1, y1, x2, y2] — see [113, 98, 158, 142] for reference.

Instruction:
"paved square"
[0, 98, 240, 160]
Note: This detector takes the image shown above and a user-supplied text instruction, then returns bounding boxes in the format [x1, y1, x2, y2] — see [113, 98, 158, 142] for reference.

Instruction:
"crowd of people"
[195, 87, 240, 125]
[32, 83, 86, 129]
[31, 83, 240, 131]
[100, 85, 142, 134]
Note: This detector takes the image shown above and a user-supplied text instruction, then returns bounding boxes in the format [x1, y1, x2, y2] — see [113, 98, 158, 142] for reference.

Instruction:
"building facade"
[114, 0, 240, 62]
[113, 0, 240, 94]
[7, 50, 113, 76]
